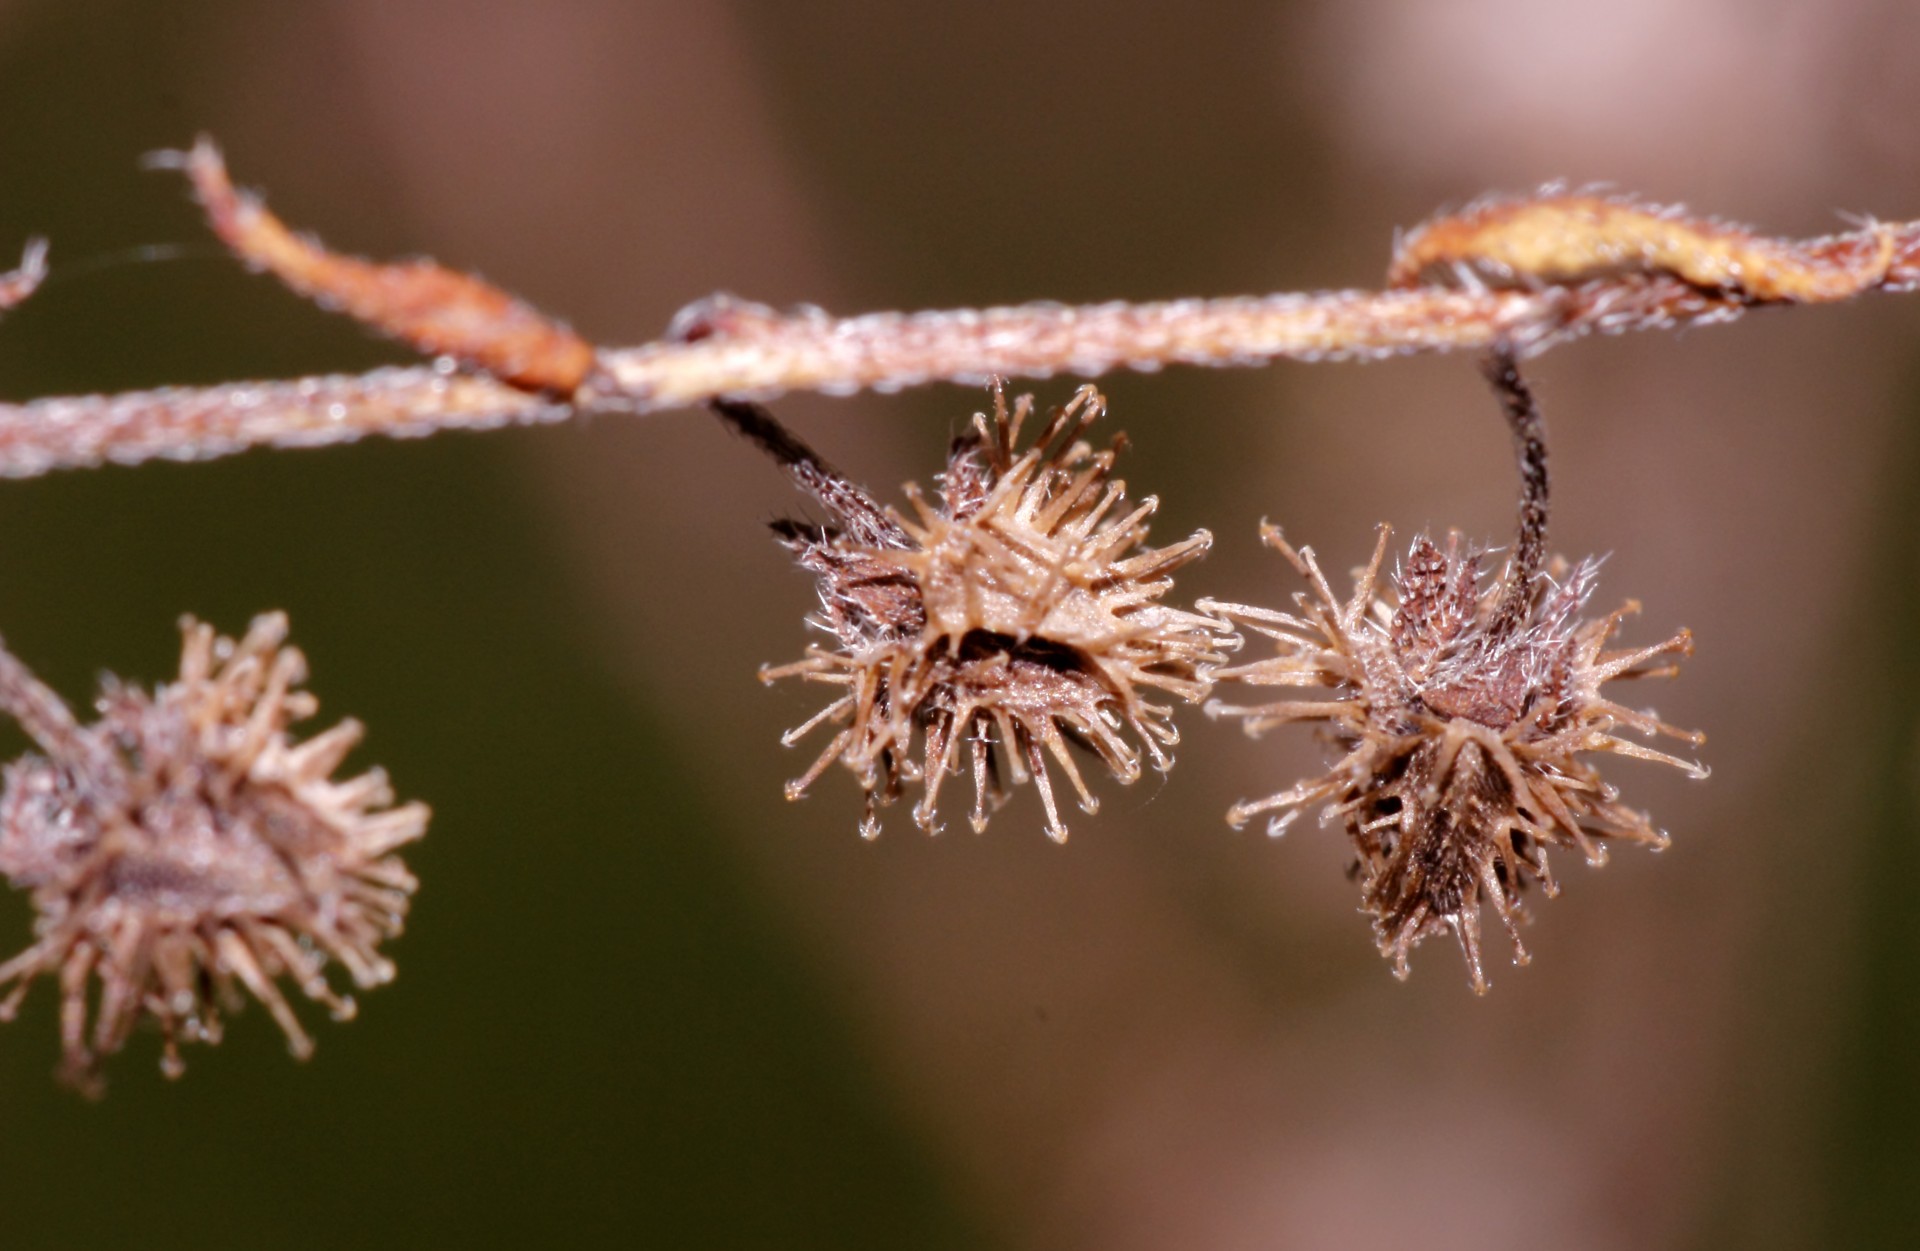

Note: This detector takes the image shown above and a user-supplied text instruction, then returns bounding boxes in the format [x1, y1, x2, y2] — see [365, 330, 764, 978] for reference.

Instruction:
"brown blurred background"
[0, 2, 1915, 1247]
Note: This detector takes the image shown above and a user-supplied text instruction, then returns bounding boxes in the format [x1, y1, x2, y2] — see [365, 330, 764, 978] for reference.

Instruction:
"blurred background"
[0, 2, 1915, 1247]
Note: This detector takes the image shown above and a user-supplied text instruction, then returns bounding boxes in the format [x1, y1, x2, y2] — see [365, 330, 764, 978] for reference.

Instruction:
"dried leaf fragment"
[177, 136, 595, 394]
[1390, 191, 1903, 304]
[0, 238, 48, 311]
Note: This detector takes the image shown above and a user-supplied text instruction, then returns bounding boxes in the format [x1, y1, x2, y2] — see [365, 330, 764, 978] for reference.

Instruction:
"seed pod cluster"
[1203, 355, 1705, 990]
[725, 385, 1233, 841]
[0, 614, 426, 1091]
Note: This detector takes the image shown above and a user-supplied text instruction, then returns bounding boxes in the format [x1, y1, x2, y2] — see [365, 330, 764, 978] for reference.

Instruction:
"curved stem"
[1483, 348, 1549, 637]
[709, 399, 907, 550]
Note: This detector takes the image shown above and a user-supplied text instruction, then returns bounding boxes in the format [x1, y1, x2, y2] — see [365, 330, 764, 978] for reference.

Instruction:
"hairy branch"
[2, 142, 1918, 479]
[0, 368, 563, 478]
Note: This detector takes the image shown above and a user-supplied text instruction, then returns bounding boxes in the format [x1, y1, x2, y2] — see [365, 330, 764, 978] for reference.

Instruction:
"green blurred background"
[0, 2, 1914, 1247]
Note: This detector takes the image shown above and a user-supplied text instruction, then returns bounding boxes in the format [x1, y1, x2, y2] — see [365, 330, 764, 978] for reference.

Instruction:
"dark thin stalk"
[1483, 347, 1549, 637]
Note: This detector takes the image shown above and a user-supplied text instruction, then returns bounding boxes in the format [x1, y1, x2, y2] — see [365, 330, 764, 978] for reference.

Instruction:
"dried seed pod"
[720, 385, 1233, 841]
[1203, 352, 1705, 991]
[0, 614, 427, 1092]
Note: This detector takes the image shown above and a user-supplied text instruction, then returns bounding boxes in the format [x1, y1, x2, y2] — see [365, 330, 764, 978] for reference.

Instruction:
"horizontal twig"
[0, 368, 563, 478]
[1, 143, 1917, 479]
